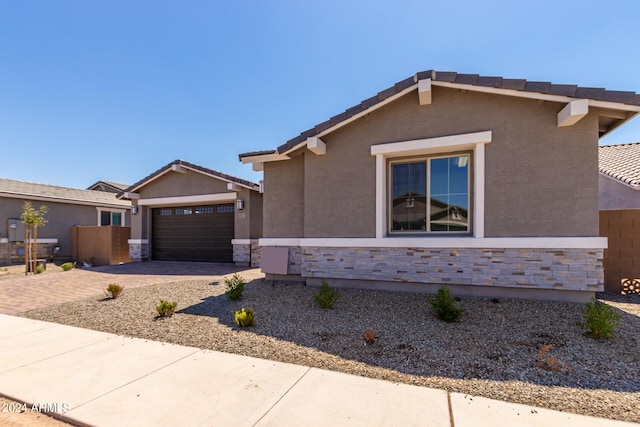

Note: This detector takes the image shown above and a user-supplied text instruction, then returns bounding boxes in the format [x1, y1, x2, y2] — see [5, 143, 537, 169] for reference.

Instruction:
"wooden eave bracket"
[124, 192, 140, 199]
[418, 79, 432, 105]
[306, 137, 326, 155]
[227, 183, 242, 191]
[557, 99, 589, 127]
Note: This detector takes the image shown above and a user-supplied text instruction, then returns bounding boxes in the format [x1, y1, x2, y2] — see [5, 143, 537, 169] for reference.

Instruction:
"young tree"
[21, 201, 48, 275]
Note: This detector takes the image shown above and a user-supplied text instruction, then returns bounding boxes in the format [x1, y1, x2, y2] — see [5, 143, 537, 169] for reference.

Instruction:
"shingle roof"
[599, 143, 640, 189]
[239, 70, 640, 159]
[0, 178, 131, 207]
[119, 160, 260, 197]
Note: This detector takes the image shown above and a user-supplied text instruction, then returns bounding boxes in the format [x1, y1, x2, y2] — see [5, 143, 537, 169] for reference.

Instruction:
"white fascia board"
[418, 79, 432, 105]
[295, 237, 607, 249]
[370, 131, 492, 158]
[138, 192, 237, 207]
[258, 238, 301, 247]
[433, 81, 640, 112]
[558, 99, 589, 127]
[281, 84, 419, 156]
[306, 137, 326, 155]
[240, 153, 290, 165]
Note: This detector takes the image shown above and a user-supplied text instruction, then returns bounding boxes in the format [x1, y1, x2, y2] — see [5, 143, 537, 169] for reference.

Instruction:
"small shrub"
[429, 285, 463, 322]
[224, 273, 245, 300]
[537, 344, 573, 372]
[234, 307, 255, 327]
[104, 283, 124, 299]
[35, 264, 45, 274]
[576, 297, 620, 339]
[156, 300, 177, 317]
[363, 327, 377, 344]
[314, 280, 339, 309]
[60, 262, 75, 271]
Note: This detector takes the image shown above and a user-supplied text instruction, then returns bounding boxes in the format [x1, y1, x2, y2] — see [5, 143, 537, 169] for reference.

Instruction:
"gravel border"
[21, 275, 640, 423]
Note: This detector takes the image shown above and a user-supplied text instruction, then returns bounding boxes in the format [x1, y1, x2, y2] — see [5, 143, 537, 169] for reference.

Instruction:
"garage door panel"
[151, 205, 234, 262]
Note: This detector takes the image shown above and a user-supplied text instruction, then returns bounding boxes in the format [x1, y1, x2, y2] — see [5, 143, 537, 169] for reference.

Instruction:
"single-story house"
[240, 70, 640, 302]
[118, 160, 262, 265]
[0, 178, 131, 265]
[599, 142, 640, 293]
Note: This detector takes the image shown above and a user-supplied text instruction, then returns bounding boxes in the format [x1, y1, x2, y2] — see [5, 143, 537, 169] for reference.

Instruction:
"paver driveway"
[0, 262, 263, 315]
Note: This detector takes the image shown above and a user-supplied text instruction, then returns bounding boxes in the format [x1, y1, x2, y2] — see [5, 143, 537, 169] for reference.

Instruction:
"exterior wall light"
[131, 206, 139, 215]
[236, 199, 244, 210]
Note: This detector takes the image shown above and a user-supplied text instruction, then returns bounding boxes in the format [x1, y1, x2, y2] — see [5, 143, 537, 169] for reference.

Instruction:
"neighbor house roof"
[240, 70, 640, 162]
[118, 159, 260, 198]
[599, 143, 640, 189]
[87, 180, 130, 193]
[0, 178, 131, 208]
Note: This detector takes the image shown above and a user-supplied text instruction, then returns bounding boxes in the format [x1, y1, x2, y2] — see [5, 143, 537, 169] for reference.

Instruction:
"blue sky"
[1, 1, 639, 189]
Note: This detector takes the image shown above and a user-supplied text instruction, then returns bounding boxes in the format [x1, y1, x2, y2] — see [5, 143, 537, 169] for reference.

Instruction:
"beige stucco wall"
[268, 87, 600, 238]
[599, 173, 640, 210]
[263, 153, 305, 237]
[137, 169, 229, 198]
[234, 187, 263, 239]
[0, 197, 130, 261]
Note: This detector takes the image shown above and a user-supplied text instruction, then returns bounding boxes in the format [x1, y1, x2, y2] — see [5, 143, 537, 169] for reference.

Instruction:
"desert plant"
[314, 280, 339, 309]
[536, 344, 573, 372]
[60, 262, 75, 271]
[429, 285, 463, 322]
[576, 297, 620, 339]
[156, 300, 177, 317]
[234, 307, 255, 327]
[104, 283, 124, 299]
[224, 273, 245, 300]
[35, 264, 45, 274]
[363, 327, 377, 344]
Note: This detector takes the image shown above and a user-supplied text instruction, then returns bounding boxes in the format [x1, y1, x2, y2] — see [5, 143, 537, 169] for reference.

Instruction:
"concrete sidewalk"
[0, 315, 634, 427]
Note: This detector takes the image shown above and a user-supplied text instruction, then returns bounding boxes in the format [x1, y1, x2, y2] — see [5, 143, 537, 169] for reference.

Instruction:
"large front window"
[390, 154, 469, 233]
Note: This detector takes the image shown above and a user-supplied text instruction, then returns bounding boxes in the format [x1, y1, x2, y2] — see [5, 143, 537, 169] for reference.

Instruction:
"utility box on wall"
[8, 219, 25, 242]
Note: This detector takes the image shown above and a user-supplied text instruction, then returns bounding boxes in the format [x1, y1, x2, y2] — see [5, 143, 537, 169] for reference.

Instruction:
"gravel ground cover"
[21, 275, 640, 423]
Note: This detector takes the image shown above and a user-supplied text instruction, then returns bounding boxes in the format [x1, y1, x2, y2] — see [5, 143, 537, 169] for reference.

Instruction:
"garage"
[151, 204, 234, 262]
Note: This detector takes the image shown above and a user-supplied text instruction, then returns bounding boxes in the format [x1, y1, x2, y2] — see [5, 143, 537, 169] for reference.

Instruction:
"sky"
[1, 1, 639, 189]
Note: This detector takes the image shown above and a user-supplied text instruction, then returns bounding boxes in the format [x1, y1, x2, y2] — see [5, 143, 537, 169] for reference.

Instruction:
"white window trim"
[371, 131, 491, 239]
[97, 207, 127, 226]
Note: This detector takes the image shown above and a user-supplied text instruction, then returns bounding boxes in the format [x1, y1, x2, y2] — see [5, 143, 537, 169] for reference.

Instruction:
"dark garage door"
[152, 204, 234, 262]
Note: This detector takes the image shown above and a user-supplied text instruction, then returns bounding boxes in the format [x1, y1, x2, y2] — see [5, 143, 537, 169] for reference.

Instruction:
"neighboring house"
[118, 160, 262, 265]
[240, 70, 640, 302]
[0, 178, 131, 265]
[599, 143, 640, 293]
[87, 180, 130, 193]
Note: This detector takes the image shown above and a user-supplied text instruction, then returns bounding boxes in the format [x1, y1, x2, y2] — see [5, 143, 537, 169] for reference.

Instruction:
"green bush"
[35, 264, 45, 274]
[104, 283, 124, 299]
[156, 300, 177, 317]
[60, 262, 74, 271]
[576, 297, 620, 339]
[234, 307, 255, 327]
[429, 285, 463, 322]
[224, 273, 245, 300]
[314, 280, 339, 309]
